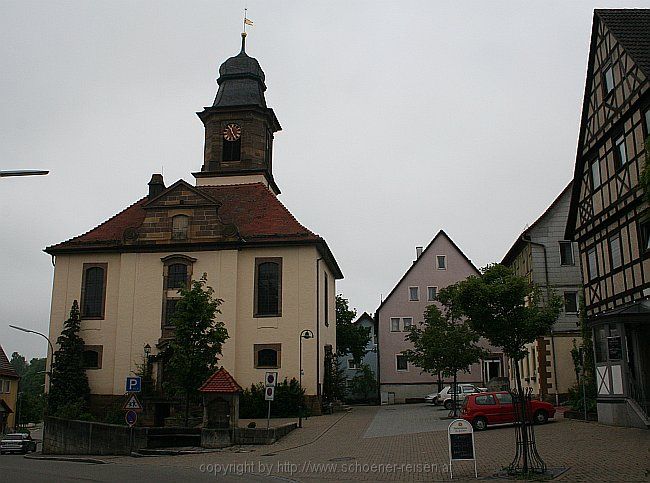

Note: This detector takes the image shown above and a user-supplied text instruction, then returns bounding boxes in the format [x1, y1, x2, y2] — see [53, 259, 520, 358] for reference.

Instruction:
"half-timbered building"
[566, 9, 650, 428]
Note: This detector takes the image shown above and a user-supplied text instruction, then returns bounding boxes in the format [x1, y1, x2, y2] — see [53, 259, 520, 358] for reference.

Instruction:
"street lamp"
[9, 325, 54, 393]
[298, 329, 314, 428]
[0, 170, 49, 177]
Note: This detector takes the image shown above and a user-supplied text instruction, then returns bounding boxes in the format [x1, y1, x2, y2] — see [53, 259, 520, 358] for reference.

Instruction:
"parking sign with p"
[125, 376, 142, 393]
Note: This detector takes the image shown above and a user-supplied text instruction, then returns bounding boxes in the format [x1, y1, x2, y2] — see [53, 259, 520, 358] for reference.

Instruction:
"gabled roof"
[502, 182, 572, 265]
[595, 9, 650, 77]
[44, 181, 343, 278]
[0, 345, 19, 379]
[566, 9, 650, 239]
[376, 230, 479, 312]
[353, 312, 374, 325]
[199, 367, 243, 393]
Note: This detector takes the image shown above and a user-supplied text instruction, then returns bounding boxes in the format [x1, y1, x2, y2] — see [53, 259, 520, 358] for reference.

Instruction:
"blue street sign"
[125, 410, 138, 427]
[125, 376, 142, 393]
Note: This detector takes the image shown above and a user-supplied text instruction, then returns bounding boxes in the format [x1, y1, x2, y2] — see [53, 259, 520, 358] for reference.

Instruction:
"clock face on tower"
[223, 123, 242, 141]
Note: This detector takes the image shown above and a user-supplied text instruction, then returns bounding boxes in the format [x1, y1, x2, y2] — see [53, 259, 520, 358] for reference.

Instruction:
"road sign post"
[123, 394, 143, 412]
[265, 373, 277, 429]
[448, 419, 477, 479]
[265, 386, 275, 429]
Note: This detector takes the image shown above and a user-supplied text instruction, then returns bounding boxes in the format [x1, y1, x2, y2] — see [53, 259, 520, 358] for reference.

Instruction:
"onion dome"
[213, 33, 267, 108]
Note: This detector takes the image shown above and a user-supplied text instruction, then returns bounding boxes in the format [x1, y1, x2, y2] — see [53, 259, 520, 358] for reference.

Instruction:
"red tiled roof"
[199, 367, 243, 393]
[0, 345, 20, 379]
[46, 182, 319, 250]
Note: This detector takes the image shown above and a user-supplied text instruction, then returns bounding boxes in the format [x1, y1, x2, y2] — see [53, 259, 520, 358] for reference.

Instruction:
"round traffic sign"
[125, 409, 138, 427]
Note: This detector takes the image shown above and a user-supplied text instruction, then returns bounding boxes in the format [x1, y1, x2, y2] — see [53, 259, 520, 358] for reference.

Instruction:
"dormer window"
[172, 215, 189, 240]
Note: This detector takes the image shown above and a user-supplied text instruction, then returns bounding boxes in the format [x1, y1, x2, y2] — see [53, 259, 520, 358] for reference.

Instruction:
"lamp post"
[9, 325, 54, 394]
[298, 329, 314, 428]
[0, 170, 49, 177]
[143, 343, 152, 395]
[10, 324, 54, 441]
[0, 169, 49, 178]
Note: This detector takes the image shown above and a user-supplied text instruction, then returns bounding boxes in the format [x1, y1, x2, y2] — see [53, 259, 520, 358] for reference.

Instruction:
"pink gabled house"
[377, 230, 504, 404]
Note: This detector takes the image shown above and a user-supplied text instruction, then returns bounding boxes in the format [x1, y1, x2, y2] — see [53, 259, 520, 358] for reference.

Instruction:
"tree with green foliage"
[568, 291, 597, 415]
[165, 274, 229, 426]
[322, 350, 347, 403]
[348, 363, 378, 402]
[444, 264, 561, 475]
[10, 355, 46, 425]
[405, 303, 486, 415]
[336, 295, 371, 364]
[48, 301, 91, 417]
[10, 352, 28, 376]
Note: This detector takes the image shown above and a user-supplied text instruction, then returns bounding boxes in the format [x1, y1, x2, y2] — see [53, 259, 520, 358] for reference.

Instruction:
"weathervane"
[243, 8, 253, 36]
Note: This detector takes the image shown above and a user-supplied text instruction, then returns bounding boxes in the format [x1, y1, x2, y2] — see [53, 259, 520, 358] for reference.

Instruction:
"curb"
[24, 454, 108, 464]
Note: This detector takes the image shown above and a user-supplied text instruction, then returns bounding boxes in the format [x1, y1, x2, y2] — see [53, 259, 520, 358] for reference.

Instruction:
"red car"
[460, 391, 555, 431]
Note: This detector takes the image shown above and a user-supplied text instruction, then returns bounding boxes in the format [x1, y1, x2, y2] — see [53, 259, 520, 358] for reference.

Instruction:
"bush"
[54, 399, 93, 421]
[568, 382, 597, 414]
[239, 377, 305, 418]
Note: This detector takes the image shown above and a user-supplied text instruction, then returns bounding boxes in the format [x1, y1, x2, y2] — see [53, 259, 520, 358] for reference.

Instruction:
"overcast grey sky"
[2, 1, 647, 359]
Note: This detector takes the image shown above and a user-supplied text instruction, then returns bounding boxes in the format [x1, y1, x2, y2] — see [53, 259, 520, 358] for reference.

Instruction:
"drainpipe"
[316, 257, 323, 398]
[523, 235, 560, 406]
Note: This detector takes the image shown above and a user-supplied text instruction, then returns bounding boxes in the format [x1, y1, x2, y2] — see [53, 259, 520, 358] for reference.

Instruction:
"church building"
[45, 33, 342, 415]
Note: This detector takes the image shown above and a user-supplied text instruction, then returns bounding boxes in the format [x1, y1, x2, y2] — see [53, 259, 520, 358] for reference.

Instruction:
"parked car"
[436, 384, 486, 409]
[460, 391, 555, 430]
[0, 433, 37, 454]
[424, 392, 439, 404]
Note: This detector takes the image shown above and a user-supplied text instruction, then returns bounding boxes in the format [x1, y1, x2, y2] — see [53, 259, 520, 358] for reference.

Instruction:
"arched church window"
[81, 264, 107, 318]
[254, 258, 282, 317]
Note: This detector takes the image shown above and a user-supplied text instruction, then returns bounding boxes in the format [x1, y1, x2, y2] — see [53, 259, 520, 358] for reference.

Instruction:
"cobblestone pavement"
[108, 404, 649, 482]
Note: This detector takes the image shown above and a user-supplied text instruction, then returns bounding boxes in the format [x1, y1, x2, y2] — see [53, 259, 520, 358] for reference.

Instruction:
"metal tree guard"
[507, 387, 547, 476]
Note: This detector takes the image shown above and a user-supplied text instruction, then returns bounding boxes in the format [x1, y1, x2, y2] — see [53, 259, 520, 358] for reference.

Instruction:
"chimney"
[416, 246, 423, 259]
[148, 174, 165, 198]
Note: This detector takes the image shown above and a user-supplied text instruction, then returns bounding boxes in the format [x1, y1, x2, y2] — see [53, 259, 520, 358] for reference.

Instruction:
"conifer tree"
[48, 300, 91, 417]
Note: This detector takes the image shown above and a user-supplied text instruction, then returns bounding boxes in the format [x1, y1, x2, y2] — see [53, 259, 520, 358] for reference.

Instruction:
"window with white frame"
[436, 255, 446, 270]
[408, 286, 419, 301]
[559, 241, 574, 266]
[427, 286, 438, 301]
[402, 317, 413, 331]
[564, 292, 578, 313]
[390, 318, 400, 332]
[587, 247, 598, 280]
[396, 354, 408, 371]
[591, 159, 601, 189]
[348, 359, 358, 370]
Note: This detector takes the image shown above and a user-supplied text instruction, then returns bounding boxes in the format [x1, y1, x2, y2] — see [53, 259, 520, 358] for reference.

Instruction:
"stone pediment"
[144, 180, 222, 209]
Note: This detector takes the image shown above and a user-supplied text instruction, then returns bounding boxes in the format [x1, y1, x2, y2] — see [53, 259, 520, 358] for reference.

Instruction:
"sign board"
[125, 410, 138, 427]
[607, 336, 622, 360]
[265, 386, 275, 401]
[125, 376, 142, 393]
[123, 394, 143, 412]
[448, 419, 477, 479]
[265, 372, 278, 387]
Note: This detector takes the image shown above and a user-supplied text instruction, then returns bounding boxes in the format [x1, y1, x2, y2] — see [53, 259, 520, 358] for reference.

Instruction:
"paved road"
[0, 454, 289, 482]
[364, 403, 450, 438]
[2, 405, 649, 482]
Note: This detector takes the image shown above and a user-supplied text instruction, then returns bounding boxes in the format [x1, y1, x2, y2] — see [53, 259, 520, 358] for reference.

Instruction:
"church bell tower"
[193, 33, 282, 194]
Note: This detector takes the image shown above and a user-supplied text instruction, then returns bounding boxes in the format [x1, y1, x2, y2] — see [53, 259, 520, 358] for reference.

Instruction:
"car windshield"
[5, 434, 24, 440]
